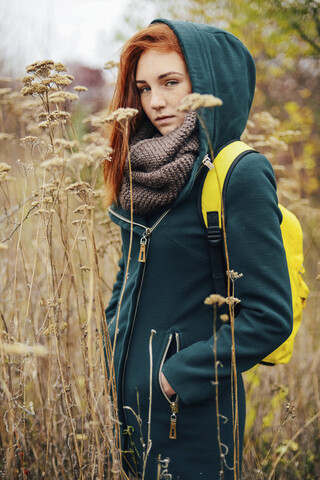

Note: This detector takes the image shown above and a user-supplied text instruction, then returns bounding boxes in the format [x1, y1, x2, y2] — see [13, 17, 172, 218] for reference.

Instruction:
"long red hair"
[103, 22, 185, 205]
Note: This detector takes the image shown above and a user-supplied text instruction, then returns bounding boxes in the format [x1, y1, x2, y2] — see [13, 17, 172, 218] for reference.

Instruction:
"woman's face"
[136, 49, 192, 135]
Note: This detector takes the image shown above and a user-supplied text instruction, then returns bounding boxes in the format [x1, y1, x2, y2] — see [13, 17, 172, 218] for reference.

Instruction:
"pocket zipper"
[158, 333, 180, 439]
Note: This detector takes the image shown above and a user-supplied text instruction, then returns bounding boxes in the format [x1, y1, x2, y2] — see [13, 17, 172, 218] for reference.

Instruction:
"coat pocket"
[158, 332, 181, 440]
[158, 332, 180, 403]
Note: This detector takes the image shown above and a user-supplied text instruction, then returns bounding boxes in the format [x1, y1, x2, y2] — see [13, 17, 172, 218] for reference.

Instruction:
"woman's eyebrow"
[136, 71, 184, 83]
[158, 71, 184, 79]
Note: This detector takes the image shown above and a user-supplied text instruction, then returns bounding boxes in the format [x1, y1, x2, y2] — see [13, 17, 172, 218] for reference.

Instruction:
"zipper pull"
[202, 154, 214, 170]
[138, 237, 147, 263]
[138, 228, 151, 263]
[169, 401, 179, 439]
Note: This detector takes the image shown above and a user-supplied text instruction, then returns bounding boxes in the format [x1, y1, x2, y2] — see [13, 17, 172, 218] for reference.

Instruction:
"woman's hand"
[160, 371, 176, 398]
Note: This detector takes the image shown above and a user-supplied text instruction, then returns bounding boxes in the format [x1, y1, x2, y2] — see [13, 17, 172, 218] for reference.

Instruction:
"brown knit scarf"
[118, 111, 199, 215]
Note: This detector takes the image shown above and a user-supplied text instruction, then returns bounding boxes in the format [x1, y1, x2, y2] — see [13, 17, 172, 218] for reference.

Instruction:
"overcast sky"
[0, 0, 159, 75]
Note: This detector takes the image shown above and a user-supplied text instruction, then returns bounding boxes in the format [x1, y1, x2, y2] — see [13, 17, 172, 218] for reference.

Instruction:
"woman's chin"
[157, 122, 180, 135]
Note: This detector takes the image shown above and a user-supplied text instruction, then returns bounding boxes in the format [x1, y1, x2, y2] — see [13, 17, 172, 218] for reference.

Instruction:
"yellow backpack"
[201, 140, 309, 365]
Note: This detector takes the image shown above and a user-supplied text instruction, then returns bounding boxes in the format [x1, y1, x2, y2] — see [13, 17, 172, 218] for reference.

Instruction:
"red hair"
[103, 22, 185, 205]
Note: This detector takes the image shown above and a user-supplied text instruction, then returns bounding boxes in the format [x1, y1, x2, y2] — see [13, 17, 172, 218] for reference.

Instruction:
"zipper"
[108, 207, 147, 230]
[202, 153, 214, 170]
[111, 207, 171, 433]
[108, 206, 171, 263]
[121, 239, 150, 434]
[138, 208, 171, 263]
[158, 333, 181, 439]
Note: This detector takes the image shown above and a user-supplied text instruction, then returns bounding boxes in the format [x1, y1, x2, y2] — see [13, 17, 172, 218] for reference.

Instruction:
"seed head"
[26, 60, 55, 76]
[104, 61, 119, 70]
[0, 162, 11, 183]
[1, 342, 49, 356]
[72, 219, 92, 225]
[21, 83, 49, 96]
[38, 121, 49, 130]
[252, 111, 280, 131]
[49, 110, 71, 121]
[69, 152, 88, 164]
[177, 93, 223, 112]
[42, 196, 53, 205]
[73, 86, 88, 92]
[225, 296, 241, 306]
[80, 266, 90, 271]
[73, 204, 94, 214]
[40, 157, 66, 168]
[65, 181, 93, 197]
[49, 91, 79, 103]
[103, 107, 139, 125]
[50, 74, 73, 86]
[44, 322, 67, 336]
[227, 270, 243, 281]
[21, 75, 35, 86]
[38, 112, 48, 120]
[35, 209, 50, 215]
[20, 136, 39, 149]
[0, 133, 14, 141]
[0, 88, 12, 96]
[54, 62, 67, 72]
[82, 132, 100, 143]
[204, 294, 226, 307]
[86, 145, 113, 161]
[220, 314, 229, 323]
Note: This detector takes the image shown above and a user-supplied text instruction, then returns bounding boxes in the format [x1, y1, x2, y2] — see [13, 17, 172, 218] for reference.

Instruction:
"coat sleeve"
[162, 153, 293, 405]
[105, 254, 125, 325]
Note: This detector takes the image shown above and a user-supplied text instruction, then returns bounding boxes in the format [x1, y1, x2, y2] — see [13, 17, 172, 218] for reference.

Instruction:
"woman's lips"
[156, 116, 174, 123]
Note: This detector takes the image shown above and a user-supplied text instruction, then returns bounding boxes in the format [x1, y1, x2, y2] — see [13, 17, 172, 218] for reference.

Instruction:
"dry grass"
[0, 63, 124, 479]
[0, 63, 319, 479]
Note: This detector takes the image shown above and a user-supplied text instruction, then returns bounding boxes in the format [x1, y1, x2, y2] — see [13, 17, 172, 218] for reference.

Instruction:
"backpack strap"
[207, 211, 228, 297]
[202, 141, 256, 296]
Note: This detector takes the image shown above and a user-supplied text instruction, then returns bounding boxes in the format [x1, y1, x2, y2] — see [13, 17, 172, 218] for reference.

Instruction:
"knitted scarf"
[118, 111, 199, 215]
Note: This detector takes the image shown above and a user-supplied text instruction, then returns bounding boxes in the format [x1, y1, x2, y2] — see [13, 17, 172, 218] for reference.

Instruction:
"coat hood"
[151, 19, 256, 160]
[110, 19, 256, 218]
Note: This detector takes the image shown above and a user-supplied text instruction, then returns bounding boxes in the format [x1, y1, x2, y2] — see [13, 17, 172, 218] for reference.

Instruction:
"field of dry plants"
[0, 60, 319, 480]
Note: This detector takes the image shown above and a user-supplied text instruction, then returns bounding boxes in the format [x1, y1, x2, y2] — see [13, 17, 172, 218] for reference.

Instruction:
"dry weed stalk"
[183, 92, 241, 479]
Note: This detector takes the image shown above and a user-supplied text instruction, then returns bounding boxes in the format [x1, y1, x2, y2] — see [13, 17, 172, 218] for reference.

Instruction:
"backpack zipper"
[202, 154, 214, 170]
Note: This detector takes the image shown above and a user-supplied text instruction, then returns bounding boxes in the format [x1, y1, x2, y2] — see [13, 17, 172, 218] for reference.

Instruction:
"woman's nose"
[150, 90, 166, 109]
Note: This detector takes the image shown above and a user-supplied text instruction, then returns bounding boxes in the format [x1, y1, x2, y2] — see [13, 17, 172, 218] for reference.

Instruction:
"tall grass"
[0, 63, 123, 479]
[0, 63, 319, 480]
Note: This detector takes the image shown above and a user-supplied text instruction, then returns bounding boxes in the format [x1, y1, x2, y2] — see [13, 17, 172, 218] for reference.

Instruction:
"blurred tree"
[143, 0, 320, 202]
[273, 0, 320, 53]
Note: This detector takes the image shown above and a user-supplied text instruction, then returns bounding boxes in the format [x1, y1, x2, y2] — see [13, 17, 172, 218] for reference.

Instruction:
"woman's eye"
[166, 80, 179, 87]
[139, 86, 150, 94]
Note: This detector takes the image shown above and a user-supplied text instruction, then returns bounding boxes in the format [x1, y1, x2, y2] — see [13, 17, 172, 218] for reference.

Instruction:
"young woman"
[104, 19, 292, 480]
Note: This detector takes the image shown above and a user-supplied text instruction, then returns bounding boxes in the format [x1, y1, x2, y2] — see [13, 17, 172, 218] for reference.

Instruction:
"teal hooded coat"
[105, 19, 293, 480]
